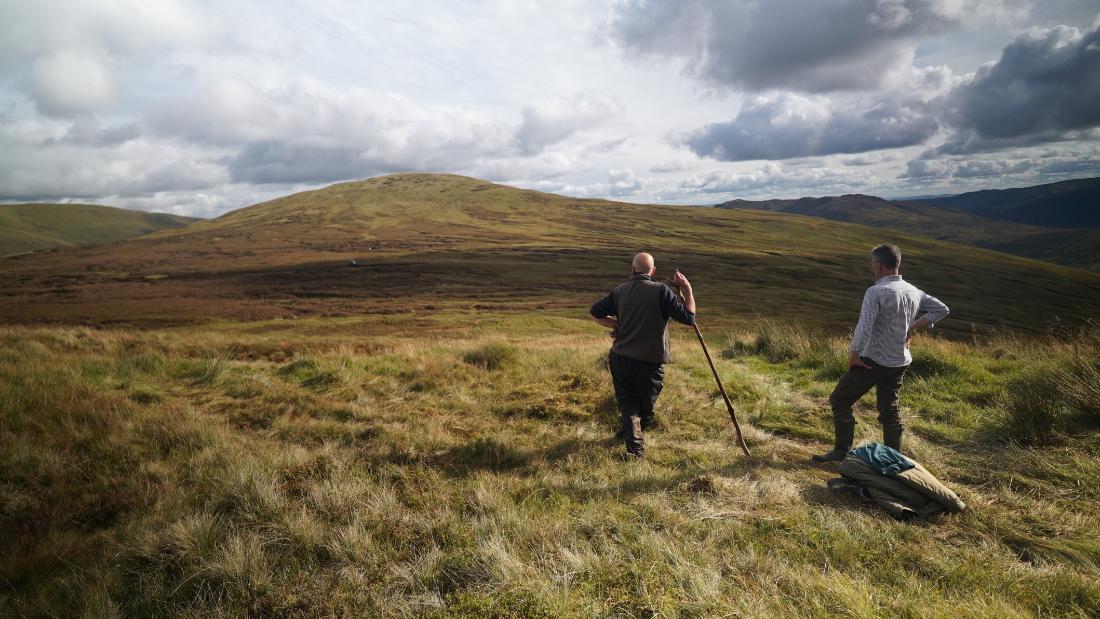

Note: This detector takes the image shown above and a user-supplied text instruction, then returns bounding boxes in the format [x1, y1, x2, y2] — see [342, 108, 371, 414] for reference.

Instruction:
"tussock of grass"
[461, 341, 518, 370]
[2, 317, 1099, 616]
[179, 351, 232, 386]
[1000, 353, 1100, 444]
[726, 318, 845, 381]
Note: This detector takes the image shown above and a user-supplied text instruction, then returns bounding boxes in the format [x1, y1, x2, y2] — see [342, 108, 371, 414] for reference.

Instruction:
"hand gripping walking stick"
[670, 271, 751, 457]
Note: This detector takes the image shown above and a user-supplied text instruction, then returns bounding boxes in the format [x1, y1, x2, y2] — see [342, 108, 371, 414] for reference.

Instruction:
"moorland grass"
[1, 315, 1098, 617]
[0, 203, 197, 256]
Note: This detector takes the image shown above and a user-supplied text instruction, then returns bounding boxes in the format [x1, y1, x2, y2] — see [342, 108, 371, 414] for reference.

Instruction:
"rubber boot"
[812, 418, 855, 462]
[883, 423, 904, 452]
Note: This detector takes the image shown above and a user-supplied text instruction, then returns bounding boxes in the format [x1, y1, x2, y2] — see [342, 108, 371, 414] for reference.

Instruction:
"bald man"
[590, 252, 696, 458]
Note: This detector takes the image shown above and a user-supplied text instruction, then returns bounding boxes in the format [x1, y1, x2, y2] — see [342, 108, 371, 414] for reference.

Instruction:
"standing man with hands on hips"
[813, 244, 950, 463]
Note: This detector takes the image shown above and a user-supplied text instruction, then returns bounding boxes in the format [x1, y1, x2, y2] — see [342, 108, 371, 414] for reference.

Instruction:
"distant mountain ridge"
[716, 180, 1100, 271]
[1, 203, 200, 256]
[911, 177, 1100, 227]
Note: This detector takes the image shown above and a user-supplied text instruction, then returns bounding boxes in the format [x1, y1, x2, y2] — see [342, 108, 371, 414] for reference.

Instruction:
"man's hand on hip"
[906, 317, 932, 347]
[592, 315, 619, 330]
[848, 350, 872, 369]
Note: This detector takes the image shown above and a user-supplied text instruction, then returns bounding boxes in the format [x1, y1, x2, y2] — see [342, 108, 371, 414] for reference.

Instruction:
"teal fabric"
[851, 442, 914, 476]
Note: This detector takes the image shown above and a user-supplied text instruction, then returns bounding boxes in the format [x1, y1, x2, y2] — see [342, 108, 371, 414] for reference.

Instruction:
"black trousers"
[609, 351, 664, 455]
[829, 357, 908, 426]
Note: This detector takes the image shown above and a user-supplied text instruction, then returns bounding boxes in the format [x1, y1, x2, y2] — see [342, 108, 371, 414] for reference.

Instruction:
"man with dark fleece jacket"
[590, 252, 696, 458]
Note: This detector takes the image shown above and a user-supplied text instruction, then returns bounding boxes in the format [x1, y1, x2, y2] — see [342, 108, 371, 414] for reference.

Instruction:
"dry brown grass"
[2, 314, 1098, 616]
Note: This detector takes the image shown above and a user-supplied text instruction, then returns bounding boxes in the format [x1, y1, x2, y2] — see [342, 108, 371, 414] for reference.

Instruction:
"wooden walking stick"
[671, 271, 751, 457]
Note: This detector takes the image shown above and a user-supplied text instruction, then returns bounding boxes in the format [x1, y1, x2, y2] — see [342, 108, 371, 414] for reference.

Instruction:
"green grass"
[2, 314, 1098, 616]
[0, 202, 199, 256]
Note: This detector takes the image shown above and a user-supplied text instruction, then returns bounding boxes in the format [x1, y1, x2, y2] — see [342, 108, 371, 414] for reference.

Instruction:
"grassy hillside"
[0, 202, 200, 256]
[3, 174, 1098, 616]
[716, 194, 1100, 271]
[913, 177, 1100, 227]
[2, 174, 1098, 334]
[2, 315, 1097, 616]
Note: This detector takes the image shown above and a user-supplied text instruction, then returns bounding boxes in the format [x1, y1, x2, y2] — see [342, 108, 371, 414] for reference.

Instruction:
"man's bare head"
[632, 252, 655, 276]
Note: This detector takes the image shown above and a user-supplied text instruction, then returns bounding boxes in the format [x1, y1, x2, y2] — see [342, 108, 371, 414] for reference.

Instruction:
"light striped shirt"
[850, 275, 950, 368]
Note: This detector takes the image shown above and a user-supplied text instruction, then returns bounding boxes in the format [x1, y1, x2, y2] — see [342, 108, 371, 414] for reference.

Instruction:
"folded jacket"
[838, 448, 966, 519]
[850, 442, 915, 476]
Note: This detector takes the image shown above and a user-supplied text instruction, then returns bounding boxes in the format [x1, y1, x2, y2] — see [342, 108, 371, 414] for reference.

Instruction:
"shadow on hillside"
[423, 435, 614, 477]
[797, 483, 886, 518]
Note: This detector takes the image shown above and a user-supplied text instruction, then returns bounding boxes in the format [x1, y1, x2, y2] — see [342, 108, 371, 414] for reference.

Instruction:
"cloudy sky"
[1, 0, 1098, 217]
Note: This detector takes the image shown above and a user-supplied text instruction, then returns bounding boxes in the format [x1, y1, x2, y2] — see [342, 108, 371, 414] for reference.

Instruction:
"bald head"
[631, 252, 655, 276]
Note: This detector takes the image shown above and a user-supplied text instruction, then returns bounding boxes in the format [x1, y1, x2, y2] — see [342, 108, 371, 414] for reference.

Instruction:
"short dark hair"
[871, 244, 901, 270]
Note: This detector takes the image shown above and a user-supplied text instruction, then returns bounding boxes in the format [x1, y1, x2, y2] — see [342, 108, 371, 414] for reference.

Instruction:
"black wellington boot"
[883, 423, 904, 452]
[812, 419, 855, 462]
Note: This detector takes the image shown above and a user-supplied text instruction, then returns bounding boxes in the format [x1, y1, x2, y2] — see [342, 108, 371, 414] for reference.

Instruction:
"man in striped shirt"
[813, 244, 950, 462]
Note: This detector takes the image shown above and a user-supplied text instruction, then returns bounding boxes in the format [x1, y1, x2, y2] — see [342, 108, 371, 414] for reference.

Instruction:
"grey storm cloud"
[226, 141, 398, 185]
[684, 95, 938, 161]
[607, 0, 965, 92]
[681, 19, 1100, 164]
[935, 23, 1100, 154]
[52, 118, 142, 146]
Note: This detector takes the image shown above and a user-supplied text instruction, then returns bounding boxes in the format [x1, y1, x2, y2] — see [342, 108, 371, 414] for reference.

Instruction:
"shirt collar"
[876, 274, 903, 284]
[631, 273, 654, 281]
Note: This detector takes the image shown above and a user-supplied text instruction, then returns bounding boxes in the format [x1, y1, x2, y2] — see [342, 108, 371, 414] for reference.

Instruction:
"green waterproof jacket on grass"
[837, 444, 966, 519]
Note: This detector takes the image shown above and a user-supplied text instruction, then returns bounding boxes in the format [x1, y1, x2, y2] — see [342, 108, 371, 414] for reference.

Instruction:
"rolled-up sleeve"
[659, 285, 696, 326]
[850, 289, 878, 353]
[919, 293, 949, 326]
[590, 292, 616, 318]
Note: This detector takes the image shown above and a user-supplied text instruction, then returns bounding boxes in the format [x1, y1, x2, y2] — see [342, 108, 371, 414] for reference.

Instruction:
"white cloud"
[0, 135, 228, 202]
[683, 93, 939, 161]
[0, 0, 208, 58]
[30, 51, 114, 116]
[900, 143, 1100, 182]
[649, 159, 698, 174]
[0, 0, 1098, 214]
[515, 91, 623, 155]
[677, 162, 876, 197]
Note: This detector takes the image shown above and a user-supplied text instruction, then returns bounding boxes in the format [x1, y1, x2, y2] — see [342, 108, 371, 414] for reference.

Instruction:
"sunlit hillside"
[2, 174, 1098, 332]
[0, 203, 199, 256]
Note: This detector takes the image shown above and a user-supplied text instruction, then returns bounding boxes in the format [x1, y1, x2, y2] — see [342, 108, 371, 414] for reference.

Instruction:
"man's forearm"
[908, 317, 932, 335]
[680, 286, 696, 314]
[592, 315, 618, 329]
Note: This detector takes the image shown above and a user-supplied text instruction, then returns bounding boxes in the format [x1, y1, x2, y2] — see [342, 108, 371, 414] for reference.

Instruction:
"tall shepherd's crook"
[671, 271, 751, 457]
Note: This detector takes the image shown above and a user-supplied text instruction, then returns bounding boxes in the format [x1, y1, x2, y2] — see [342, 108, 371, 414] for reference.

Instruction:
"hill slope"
[913, 176, 1100, 227]
[2, 174, 1098, 332]
[715, 194, 1100, 270]
[0, 203, 199, 256]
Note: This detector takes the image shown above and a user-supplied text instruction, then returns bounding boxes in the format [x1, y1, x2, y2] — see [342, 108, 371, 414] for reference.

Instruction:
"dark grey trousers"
[829, 357, 908, 426]
[609, 351, 664, 455]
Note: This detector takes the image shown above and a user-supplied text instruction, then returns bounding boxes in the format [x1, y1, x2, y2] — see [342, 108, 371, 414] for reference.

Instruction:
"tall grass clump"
[181, 350, 233, 386]
[461, 341, 518, 370]
[726, 318, 844, 376]
[277, 357, 345, 391]
[1000, 349, 1100, 445]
